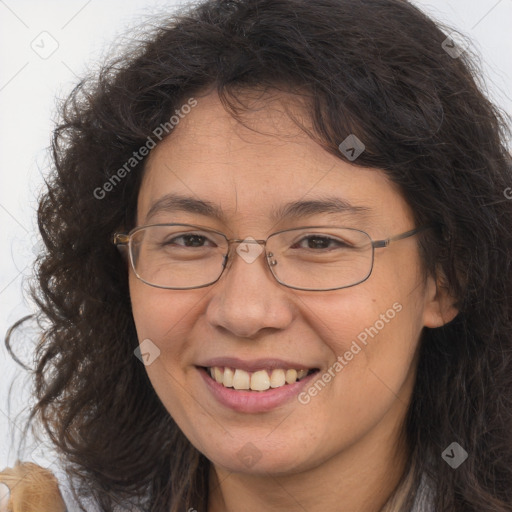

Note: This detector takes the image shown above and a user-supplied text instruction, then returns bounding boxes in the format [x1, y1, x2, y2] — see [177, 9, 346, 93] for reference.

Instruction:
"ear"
[422, 270, 459, 328]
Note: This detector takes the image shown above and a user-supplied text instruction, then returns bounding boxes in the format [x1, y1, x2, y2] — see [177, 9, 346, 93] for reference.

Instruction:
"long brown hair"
[6, 0, 512, 510]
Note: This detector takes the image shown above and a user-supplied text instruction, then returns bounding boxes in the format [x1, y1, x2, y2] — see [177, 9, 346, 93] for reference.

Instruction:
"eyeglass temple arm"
[372, 224, 437, 249]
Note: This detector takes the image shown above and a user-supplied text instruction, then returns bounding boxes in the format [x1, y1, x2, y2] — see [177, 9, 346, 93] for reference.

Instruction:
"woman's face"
[129, 90, 453, 475]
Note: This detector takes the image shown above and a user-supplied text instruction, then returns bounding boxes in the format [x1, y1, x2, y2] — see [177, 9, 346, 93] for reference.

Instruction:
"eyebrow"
[143, 193, 372, 224]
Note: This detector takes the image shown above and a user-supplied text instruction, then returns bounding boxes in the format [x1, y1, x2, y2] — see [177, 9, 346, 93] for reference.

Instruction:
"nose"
[205, 241, 295, 338]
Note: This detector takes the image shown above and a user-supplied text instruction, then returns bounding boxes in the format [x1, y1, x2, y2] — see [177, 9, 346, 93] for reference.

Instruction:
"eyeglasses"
[113, 223, 434, 291]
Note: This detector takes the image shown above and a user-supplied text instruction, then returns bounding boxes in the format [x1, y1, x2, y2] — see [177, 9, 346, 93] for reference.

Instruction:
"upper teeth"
[208, 367, 310, 391]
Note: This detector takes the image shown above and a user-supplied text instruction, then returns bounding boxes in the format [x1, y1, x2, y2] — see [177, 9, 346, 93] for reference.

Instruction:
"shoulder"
[1, 461, 137, 512]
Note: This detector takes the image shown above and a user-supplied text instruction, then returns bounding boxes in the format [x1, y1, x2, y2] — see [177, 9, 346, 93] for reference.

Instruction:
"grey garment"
[54, 472, 116, 512]
[381, 468, 436, 512]
[410, 473, 436, 512]
[59, 485, 97, 512]
[60, 486, 134, 512]
[60, 490, 131, 512]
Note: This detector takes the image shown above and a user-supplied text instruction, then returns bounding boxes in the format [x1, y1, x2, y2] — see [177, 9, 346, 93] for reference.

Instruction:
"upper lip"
[197, 357, 318, 372]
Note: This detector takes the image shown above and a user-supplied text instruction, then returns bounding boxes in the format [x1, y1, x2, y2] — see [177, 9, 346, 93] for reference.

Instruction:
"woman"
[4, 0, 512, 510]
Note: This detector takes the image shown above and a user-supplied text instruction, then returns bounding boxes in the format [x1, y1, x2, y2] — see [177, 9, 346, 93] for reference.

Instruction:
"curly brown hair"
[5, 0, 512, 511]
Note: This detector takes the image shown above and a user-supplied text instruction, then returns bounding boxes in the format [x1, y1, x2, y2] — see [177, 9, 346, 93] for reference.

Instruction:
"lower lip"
[197, 367, 319, 413]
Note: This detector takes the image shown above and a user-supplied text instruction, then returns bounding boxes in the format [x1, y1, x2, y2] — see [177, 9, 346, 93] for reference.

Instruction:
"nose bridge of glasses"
[225, 237, 271, 262]
[227, 237, 269, 259]
[221, 237, 278, 281]
[228, 238, 267, 245]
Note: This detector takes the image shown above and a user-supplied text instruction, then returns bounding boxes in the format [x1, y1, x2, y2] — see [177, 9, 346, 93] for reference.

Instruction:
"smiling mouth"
[201, 366, 319, 392]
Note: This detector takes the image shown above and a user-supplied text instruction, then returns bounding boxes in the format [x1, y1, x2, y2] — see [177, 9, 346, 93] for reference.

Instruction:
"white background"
[1, 0, 511, 472]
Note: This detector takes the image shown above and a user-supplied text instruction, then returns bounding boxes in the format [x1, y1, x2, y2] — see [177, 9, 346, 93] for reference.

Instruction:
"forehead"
[137, 90, 413, 232]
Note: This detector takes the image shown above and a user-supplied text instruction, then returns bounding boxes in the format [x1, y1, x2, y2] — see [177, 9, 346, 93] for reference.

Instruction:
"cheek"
[129, 271, 197, 337]
[305, 274, 424, 388]
[128, 277, 205, 417]
[296, 282, 423, 438]
[128, 275, 202, 376]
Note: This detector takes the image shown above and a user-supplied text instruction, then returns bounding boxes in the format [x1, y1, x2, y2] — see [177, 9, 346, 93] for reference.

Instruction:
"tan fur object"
[0, 462, 66, 512]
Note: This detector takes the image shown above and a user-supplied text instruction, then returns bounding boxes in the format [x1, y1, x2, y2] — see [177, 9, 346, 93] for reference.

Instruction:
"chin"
[201, 438, 316, 475]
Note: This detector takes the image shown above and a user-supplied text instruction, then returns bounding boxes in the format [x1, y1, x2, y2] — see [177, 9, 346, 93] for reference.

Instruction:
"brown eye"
[293, 235, 351, 250]
[164, 234, 213, 247]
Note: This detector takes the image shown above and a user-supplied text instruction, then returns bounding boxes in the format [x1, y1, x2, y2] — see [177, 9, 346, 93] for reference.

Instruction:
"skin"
[128, 89, 458, 512]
